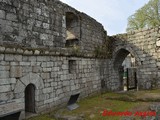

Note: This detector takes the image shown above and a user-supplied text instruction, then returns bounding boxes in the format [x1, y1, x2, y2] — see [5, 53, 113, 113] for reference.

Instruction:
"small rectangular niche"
[69, 60, 76, 74]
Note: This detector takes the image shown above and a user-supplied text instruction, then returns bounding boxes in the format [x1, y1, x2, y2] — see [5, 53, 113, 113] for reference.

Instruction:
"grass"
[27, 114, 55, 120]
[27, 90, 160, 120]
[59, 94, 148, 120]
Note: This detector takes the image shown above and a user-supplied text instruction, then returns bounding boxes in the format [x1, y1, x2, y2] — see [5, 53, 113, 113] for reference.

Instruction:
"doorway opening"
[114, 49, 137, 91]
[25, 84, 35, 113]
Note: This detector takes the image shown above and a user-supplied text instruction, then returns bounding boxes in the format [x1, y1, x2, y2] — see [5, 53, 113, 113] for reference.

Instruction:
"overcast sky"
[60, 0, 150, 35]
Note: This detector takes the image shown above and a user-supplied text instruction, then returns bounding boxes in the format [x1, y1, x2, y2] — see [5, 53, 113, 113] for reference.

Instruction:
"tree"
[126, 0, 160, 31]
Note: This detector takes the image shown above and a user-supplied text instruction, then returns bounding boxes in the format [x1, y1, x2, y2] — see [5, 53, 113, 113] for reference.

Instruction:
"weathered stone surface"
[6, 13, 17, 21]
[0, 78, 16, 85]
[5, 54, 14, 61]
[0, 85, 11, 92]
[10, 66, 22, 78]
[43, 87, 53, 94]
[0, 92, 14, 101]
[0, 71, 9, 78]
[41, 73, 50, 79]
[156, 40, 160, 46]
[14, 80, 25, 93]
[0, 10, 5, 19]
[0, 102, 24, 119]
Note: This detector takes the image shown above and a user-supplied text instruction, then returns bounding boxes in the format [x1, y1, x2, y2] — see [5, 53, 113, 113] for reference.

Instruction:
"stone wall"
[0, 0, 106, 51]
[108, 27, 160, 90]
[0, 0, 108, 118]
[0, 47, 108, 115]
[2, 0, 160, 118]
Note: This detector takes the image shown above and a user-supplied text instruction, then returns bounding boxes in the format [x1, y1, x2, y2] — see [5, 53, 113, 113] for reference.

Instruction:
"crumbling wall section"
[0, 0, 109, 118]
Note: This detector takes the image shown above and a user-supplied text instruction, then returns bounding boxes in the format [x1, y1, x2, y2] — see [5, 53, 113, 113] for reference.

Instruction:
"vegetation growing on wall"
[93, 36, 113, 58]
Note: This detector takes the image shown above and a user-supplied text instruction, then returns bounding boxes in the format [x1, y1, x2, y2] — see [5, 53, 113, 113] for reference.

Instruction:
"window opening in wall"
[69, 60, 76, 73]
[65, 12, 79, 47]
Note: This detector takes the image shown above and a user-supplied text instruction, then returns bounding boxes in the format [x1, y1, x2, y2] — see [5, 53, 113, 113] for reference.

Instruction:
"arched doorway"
[113, 48, 137, 91]
[25, 84, 35, 113]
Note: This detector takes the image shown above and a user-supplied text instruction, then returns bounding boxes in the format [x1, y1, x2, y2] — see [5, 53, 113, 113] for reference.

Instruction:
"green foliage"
[27, 114, 55, 120]
[127, 0, 160, 31]
[71, 45, 80, 56]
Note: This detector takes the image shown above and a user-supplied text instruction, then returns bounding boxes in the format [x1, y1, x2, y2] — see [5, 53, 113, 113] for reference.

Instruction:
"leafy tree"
[126, 0, 160, 31]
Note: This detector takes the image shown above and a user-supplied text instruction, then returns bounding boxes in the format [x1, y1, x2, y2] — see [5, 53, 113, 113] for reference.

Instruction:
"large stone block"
[0, 66, 10, 71]
[0, 71, 9, 78]
[0, 78, 16, 85]
[5, 54, 14, 61]
[51, 82, 57, 87]
[32, 66, 42, 73]
[6, 13, 17, 21]
[0, 10, 5, 19]
[41, 73, 50, 79]
[14, 80, 25, 94]
[0, 85, 11, 92]
[0, 92, 14, 101]
[44, 98, 54, 104]
[42, 87, 53, 94]
[10, 66, 22, 78]
[43, 68, 52, 72]
[56, 89, 63, 95]
[62, 81, 69, 86]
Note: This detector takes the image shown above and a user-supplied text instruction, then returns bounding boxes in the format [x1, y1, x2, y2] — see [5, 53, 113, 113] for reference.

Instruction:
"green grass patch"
[27, 90, 160, 120]
[60, 94, 143, 120]
[27, 114, 55, 120]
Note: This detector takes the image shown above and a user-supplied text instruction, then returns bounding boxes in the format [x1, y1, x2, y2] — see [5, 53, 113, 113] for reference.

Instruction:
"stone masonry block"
[43, 68, 52, 72]
[0, 71, 9, 78]
[6, 13, 17, 21]
[41, 73, 50, 79]
[0, 85, 11, 92]
[10, 66, 22, 78]
[0, 78, 16, 85]
[5, 54, 14, 61]
[0, 10, 5, 19]
[42, 87, 53, 94]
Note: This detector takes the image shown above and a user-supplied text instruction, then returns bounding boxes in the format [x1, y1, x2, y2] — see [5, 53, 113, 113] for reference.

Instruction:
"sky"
[60, 0, 150, 35]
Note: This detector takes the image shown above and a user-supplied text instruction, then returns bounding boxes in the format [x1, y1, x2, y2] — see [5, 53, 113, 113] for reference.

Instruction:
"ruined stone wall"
[0, 0, 105, 51]
[0, 0, 108, 118]
[80, 13, 106, 51]
[107, 27, 160, 90]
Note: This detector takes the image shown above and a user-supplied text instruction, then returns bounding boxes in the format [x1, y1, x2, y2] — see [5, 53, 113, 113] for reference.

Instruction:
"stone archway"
[111, 46, 141, 91]
[14, 73, 44, 113]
